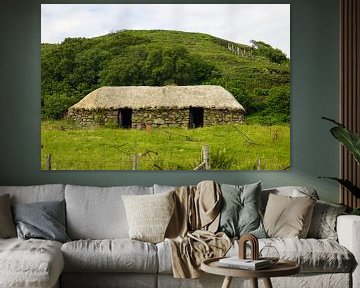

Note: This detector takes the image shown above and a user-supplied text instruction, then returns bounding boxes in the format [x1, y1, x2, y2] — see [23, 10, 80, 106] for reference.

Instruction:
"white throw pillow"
[122, 191, 175, 243]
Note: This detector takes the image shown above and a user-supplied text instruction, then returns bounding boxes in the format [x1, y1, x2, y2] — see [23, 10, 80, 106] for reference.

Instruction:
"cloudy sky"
[41, 4, 290, 56]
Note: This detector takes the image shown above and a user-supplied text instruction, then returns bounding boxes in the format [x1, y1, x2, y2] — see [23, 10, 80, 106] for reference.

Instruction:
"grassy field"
[41, 120, 290, 170]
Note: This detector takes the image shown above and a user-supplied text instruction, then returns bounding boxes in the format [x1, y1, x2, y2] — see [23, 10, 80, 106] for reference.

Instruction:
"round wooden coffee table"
[201, 257, 300, 288]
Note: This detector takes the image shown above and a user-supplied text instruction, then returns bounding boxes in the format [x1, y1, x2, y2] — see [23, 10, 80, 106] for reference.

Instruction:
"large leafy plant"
[320, 117, 360, 199]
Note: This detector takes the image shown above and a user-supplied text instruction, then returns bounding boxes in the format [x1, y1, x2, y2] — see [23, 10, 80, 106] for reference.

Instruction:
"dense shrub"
[41, 30, 290, 123]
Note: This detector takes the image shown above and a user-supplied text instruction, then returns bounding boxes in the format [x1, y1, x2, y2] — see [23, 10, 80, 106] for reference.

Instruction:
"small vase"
[259, 245, 280, 264]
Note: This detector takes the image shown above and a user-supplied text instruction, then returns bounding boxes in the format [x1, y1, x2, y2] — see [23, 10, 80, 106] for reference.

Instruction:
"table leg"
[251, 278, 258, 288]
[221, 276, 233, 288]
[263, 277, 273, 288]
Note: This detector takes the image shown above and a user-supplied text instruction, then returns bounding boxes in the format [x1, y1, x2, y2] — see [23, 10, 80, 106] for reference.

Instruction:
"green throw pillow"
[218, 182, 266, 238]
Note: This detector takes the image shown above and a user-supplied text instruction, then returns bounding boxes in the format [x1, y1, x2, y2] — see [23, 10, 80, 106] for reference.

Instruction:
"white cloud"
[41, 4, 290, 56]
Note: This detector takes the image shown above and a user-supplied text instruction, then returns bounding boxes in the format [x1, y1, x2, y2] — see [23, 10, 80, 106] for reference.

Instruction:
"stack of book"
[218, 257, 271, 270]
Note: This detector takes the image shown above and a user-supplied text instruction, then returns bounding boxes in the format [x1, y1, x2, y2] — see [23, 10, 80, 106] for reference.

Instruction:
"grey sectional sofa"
[0, 184, 359, 288]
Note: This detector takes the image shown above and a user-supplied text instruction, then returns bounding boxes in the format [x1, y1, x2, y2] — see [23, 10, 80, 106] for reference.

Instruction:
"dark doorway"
[118, 108, 132, 128]
[189, 108, 204, 129]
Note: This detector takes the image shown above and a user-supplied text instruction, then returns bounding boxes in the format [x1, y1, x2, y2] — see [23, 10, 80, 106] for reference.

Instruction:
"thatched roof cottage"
[68, 85, 245, 128]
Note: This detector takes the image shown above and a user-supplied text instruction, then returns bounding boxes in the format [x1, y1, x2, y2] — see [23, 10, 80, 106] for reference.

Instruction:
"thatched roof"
[69, 85, 245, 112]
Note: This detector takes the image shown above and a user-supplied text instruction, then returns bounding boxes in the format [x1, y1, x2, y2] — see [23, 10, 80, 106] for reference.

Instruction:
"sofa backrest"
[153, 184, 177, 194]
[0, 184, 321, 240]
[65, 184, 153, 240]
[0, 184, 65, 204]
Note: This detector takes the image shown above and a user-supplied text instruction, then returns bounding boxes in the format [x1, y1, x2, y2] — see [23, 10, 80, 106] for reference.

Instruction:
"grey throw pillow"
[12, 200, 70, 243]
[0, 194, 16, 238]
[218, 182, 266, 238]
[307, 200, 347, 240]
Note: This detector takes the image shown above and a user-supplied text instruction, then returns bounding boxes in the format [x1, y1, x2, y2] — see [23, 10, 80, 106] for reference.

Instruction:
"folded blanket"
[165, 180, 231, 278]
[167, 230, 231, 278]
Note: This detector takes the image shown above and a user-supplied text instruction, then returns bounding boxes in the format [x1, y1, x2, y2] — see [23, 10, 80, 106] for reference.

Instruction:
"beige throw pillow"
[263, 193, 316, 238]
[0, 194, 17, 238]
[122, 191, 175, 243]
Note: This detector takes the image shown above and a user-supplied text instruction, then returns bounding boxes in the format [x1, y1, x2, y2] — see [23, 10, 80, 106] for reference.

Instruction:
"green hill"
[41, 29, 290, 124]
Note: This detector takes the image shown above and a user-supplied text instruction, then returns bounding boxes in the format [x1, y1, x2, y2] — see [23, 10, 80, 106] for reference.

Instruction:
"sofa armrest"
[337, 215, 360, 288]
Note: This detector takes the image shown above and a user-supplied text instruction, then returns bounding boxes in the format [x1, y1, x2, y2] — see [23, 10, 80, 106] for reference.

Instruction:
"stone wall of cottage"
[67, 109, 118, 126]
[67, 108, 244, 128]
[203, 108, 244, 126]
[132, 108, 189, 128]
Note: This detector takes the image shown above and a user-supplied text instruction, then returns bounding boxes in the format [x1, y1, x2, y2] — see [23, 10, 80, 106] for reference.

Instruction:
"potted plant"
[320, 117, 360, 215]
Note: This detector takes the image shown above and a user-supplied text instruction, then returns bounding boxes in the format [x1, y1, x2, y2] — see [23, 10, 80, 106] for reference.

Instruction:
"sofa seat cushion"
[156, 240, 173, 274]
[157, 238, 353, 274]
[260, 238, 353, 272]
[62, 239, 158, 273]
[230, 238, 353, 273]
[65, 185, 153, 239]
[0, 238, 64, 288]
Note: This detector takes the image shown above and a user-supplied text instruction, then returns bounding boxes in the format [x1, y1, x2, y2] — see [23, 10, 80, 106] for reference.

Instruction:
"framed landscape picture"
[41, 4, 290, 170]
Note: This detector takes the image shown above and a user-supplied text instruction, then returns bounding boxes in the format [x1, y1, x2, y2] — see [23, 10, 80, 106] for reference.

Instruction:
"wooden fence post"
[46, 154, 52, 170]
[132, 154, 138, 170]
[257, 158, 261, 170]
[202, 145, 211, 170]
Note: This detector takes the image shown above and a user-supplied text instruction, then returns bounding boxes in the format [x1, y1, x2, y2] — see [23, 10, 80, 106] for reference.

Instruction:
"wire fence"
[41, 145, 284, 170]
[42, 145, 211, 171]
